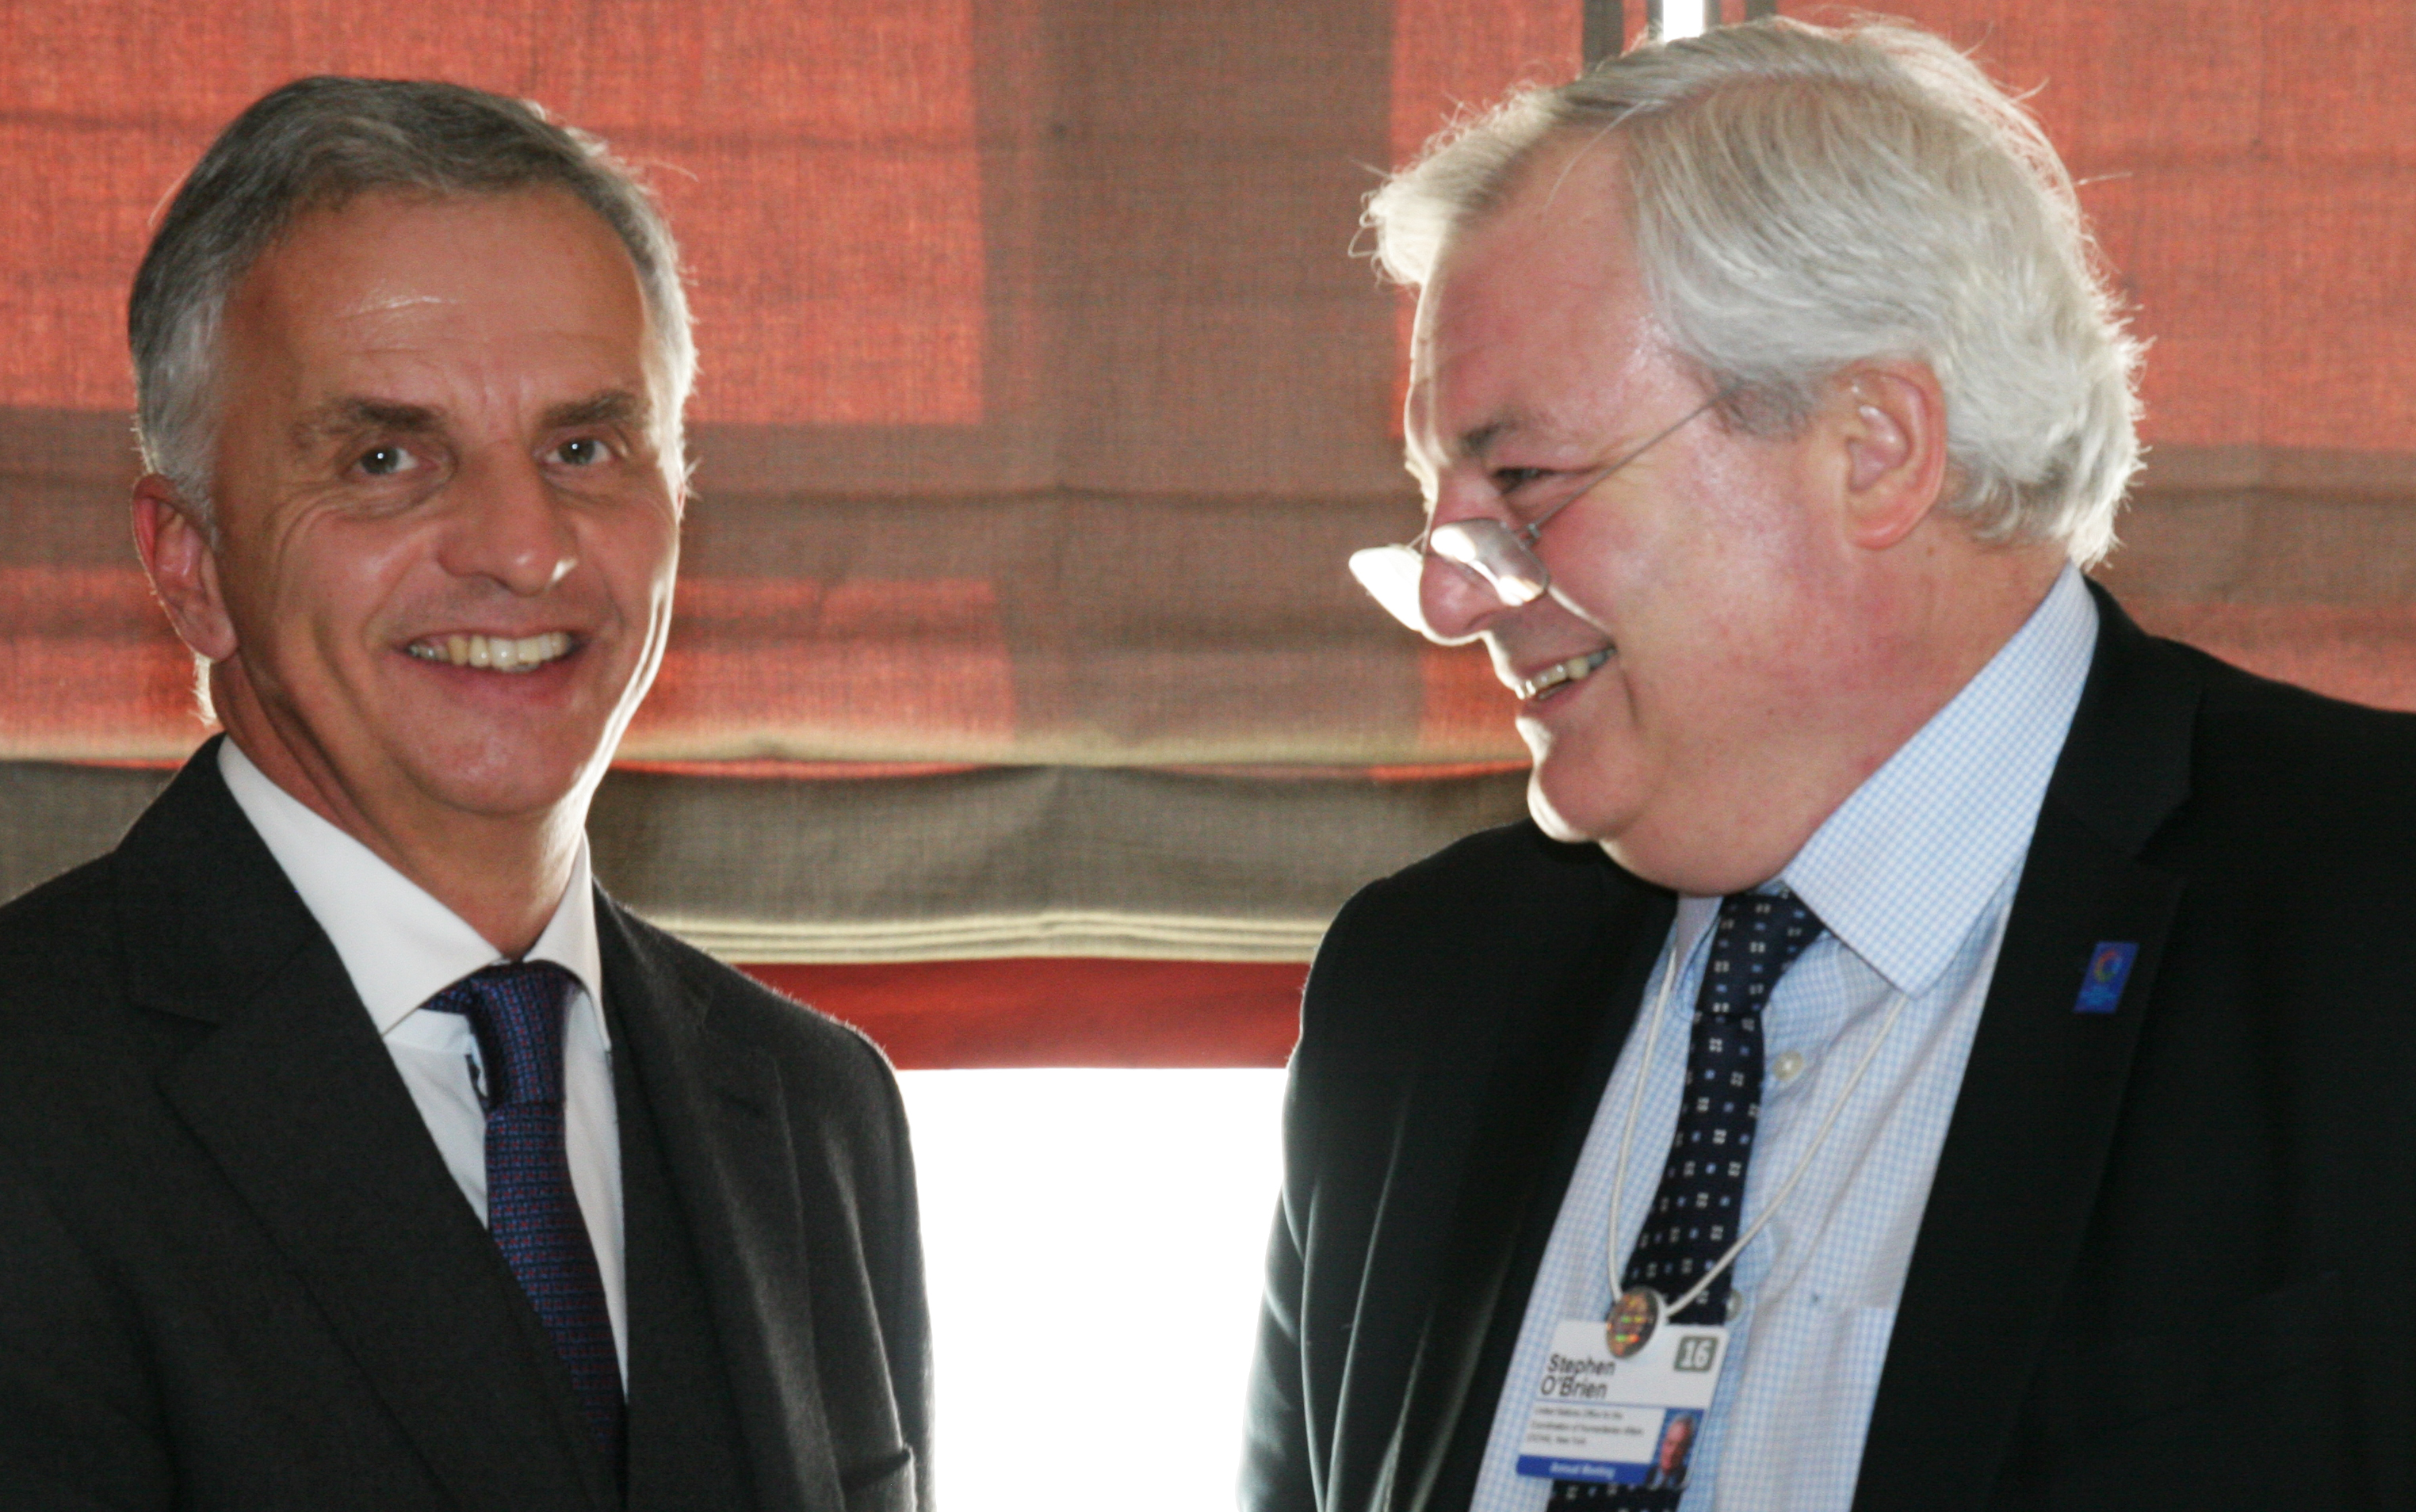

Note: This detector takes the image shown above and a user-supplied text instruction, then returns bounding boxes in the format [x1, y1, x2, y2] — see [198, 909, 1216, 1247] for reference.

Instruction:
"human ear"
[132, 478, 239, 662]
[1831, 363, 1950, 552]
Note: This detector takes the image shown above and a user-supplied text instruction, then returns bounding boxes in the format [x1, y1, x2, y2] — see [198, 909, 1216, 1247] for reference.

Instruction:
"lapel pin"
[2074, 941, 2139, 1014]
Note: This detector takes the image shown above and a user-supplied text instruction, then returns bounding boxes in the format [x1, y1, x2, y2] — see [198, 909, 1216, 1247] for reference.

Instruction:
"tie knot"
[423, 961, 579, 1107]
[1712, 890, 1825, 983]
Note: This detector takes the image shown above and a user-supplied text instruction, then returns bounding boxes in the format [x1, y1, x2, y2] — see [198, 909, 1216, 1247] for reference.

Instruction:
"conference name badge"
[1513, 1315, 1726, 1489]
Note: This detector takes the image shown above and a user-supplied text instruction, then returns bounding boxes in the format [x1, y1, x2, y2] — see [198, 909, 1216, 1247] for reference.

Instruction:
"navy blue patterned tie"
[426, 962, 625, 1475]
[1551, 892, 1825, 1506]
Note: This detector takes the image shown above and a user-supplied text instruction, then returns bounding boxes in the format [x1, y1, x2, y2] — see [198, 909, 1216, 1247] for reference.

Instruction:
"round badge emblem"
[1606, 1285, 1662, 1359]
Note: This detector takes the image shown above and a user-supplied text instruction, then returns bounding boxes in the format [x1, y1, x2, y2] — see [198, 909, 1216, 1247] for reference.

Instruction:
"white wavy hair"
[1366, 17, 2142, 565]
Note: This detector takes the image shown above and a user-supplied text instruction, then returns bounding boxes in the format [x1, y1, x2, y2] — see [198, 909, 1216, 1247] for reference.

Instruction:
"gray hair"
[1366, 17, 2142, 565]
[129, 76, 694, 525]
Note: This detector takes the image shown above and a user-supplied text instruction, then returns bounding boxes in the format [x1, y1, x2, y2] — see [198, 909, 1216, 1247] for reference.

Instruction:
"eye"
[1490, 466, 1548, 494]
[357, 443, 419, 478]
[551, 436, 610, 467]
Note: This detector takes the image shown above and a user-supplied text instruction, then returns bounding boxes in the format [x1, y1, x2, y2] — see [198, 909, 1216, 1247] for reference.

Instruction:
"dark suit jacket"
[0, 746, 930, 1512]
[1244, 588, 2416, 1511]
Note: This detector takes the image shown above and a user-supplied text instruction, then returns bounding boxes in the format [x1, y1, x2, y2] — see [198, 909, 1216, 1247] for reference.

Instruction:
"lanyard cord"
[1608, 917, 1914, 1320]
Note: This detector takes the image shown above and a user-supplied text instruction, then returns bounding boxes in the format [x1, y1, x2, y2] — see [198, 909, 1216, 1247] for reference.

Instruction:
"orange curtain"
[2, 1, 2411, 1062]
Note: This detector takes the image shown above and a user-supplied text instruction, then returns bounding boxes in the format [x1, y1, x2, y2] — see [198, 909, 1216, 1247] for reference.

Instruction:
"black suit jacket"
[0, 747, 930, 1512]
[1244, 588, 2416, 1511]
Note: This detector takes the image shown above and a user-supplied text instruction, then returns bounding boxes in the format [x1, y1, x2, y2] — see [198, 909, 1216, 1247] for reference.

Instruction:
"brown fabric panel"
[2102, 477, 2416, 712]
[2107, 487, 2416, 606]
[586, 762, 1531, 960]
[1041, 1, 1401, 498]
[0, 758, 1531, 962]
[655, 486, 1454, 764]
[0, 565, 204, 762]
[0, 762, 174, 907]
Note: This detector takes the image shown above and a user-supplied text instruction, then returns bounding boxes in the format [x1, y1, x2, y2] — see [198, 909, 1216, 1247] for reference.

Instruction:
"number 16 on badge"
[1513, 1316, 1727, 1489]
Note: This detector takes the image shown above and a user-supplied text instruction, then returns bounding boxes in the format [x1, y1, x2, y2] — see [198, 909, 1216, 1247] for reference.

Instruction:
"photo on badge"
[1648, 1408, 1703, 1490]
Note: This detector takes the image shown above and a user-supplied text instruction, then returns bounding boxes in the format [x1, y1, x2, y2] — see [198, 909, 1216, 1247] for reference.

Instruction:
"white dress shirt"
[1471, 565, 2100, 1511]
[218, 741, 627, 1377]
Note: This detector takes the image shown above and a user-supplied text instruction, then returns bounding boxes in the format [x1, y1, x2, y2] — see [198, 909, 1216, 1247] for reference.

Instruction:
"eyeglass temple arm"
[1385, 382, 1742, 562]
[1511, 384, 1742, 540]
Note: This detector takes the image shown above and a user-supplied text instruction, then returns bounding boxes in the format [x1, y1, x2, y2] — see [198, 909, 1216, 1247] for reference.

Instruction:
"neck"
[220, 719, 584, 960]
[1607, 541, 2068, 896]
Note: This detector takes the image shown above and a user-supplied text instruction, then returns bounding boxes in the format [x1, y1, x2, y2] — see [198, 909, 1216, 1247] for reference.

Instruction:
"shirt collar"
[1777, 564, 2099, 998]
[218, 740, 606, 1042]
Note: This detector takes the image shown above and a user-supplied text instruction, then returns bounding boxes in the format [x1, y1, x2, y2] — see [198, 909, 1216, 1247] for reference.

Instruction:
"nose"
[1416, 475, 1515, 644]
[1417, 550, 1510, 644]
[438, 449, 578, 596]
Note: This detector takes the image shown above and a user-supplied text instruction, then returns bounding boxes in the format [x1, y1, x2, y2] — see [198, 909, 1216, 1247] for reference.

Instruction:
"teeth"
[1521, 664, 1574, 700]
[406, 632, 573, 672]
[1516, 648, 1611, 701]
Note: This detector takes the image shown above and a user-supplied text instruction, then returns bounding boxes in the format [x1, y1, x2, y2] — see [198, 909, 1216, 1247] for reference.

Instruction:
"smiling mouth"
[404, 632, 575, 673]
[1515, 647, 1612, 702]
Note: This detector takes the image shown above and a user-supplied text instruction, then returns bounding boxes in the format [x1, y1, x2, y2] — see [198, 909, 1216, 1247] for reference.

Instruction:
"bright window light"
[1659, 0, 1710, 40]
[899, 1068, 1290, 1510]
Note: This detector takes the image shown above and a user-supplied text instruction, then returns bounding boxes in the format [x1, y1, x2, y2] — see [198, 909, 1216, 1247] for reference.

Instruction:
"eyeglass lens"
[1428, 518, 1550, 607]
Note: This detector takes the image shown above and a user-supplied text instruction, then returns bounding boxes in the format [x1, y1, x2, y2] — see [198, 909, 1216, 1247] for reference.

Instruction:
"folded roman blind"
[3, 1, 2410, 1061]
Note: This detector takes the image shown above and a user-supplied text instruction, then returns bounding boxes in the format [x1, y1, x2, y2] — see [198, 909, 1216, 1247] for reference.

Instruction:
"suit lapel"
[598, 900, 844, 1512]
[124, 752, 611, 1512]
[1854, 590, 2195, 1512]
[1381, 855, 1677, 1511]
[614, 993, 760, 1511]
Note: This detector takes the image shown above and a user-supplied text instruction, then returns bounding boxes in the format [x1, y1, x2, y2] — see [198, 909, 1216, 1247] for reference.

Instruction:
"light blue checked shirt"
[1470, 565, 2099, 1512]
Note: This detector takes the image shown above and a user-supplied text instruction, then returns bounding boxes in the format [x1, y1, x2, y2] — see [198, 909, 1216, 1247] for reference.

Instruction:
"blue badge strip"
[1517, 1456, 1652, 1486]
[2074, 941, 2138, 1014]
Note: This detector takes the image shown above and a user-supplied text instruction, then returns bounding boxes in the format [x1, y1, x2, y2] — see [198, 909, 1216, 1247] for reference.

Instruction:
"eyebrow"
[542, 389, 652, 433]
[1458, 417, 1517, 459]
[1403, 414, 1520, 484]
[1458, 405, 1582, 464]
[286, 388, 653, 454]
[290, 397, 442, 453]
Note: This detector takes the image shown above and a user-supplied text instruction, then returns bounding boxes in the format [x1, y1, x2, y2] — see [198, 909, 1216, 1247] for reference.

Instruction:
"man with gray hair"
[1248, 17, 2416, 1511]
[0, 78, 927, 1511]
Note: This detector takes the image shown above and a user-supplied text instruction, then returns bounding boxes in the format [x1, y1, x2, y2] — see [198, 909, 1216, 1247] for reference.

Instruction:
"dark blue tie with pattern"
[426, 961, 625, 1477]
[1550, 891, 1825, 1506]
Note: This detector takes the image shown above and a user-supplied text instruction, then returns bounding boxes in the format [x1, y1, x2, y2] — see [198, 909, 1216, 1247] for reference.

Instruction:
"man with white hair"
[0, 79, 927, 1511]
[1247, 18, 2416, 1511]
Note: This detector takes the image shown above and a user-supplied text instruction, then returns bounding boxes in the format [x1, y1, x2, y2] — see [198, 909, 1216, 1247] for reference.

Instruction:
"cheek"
[1663, 499, 1838, 664]
[240, 525, 438, 681]
[615, 517, 681, 612]
[586, 510, 682, 645]
[217, 536, 329, 653]
[296, 530, 419, 632]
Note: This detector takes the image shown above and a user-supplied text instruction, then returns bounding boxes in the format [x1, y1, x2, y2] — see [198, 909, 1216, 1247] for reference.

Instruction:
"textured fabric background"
[2, 1, 2410, 1053]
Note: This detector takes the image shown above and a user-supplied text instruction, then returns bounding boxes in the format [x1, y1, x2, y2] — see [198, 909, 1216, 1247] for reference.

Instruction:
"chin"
[1520, 722, 1640, 846]
[1526, 769, 1620, 846]
[409, 739, 601, 821]
[1526, 785, 1587, 842]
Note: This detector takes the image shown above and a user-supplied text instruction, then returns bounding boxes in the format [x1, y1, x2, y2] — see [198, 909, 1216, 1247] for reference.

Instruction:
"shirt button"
[1771, 1051, 1805, 1084]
